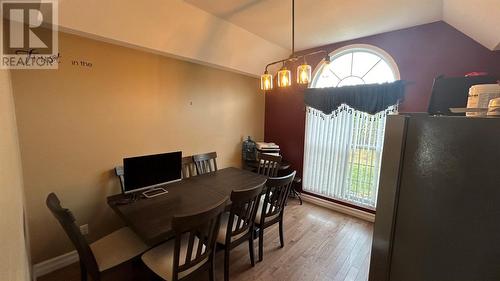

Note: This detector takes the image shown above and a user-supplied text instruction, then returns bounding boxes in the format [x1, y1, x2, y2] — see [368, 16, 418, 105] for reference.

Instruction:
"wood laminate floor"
[38, 200, 373, 281]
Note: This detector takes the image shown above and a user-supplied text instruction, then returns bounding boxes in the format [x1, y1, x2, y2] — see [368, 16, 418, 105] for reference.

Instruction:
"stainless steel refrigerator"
[369, 114, 500, 281]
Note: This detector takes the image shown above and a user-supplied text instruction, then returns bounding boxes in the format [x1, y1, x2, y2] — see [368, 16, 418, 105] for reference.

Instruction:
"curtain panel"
[303, 105, 397, 209]
[304, 80, 406, 115]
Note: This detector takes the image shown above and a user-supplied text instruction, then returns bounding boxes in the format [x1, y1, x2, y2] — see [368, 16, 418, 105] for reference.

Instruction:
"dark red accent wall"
[264, 21, 500, 178]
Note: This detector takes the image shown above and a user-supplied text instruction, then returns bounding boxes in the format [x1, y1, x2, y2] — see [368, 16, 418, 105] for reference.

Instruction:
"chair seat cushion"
[255, 199, 280, 225]
[216, 213, 249, 245]
[90, 227, 148, 272]
[141, 234, 208, 280]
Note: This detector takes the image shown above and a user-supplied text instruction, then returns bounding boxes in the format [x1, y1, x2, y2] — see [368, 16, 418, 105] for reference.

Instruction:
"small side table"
[290, 177, 303, 205]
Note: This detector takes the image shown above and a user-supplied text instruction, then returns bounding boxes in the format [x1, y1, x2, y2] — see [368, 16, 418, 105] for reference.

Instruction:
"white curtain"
[303, 105, 396, 209]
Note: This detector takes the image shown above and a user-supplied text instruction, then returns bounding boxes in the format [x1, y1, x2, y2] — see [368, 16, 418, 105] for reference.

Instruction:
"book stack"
[255, 142, 280, 156]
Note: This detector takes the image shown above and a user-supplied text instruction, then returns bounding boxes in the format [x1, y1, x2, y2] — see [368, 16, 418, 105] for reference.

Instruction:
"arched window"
[311, 44, 399, 88]
[303, 45, 399, 210]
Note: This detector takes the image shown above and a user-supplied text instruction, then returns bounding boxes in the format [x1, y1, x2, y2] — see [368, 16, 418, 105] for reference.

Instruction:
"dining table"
[107, 167, 267, 246]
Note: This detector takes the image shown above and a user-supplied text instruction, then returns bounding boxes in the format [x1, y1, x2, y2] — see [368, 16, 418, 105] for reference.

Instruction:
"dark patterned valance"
[304, 80, 406, 115]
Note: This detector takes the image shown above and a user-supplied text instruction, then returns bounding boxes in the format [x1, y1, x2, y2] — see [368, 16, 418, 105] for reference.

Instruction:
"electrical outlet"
[80, 224, 89, 235]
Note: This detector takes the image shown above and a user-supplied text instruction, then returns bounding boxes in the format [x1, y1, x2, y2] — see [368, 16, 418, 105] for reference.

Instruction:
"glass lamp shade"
[297, 64, 312, 84]
[277, 68, 292, 87]
[260, 73, 273, 91]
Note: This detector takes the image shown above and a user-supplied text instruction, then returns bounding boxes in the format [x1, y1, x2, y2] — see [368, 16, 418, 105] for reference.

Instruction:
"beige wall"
[0, 69, 30, 280]
[11, 32, 264, 263]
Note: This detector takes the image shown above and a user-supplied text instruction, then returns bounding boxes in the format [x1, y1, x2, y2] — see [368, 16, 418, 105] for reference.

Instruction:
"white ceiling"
[57, 0, 289, 77]
[184, 0, 443, 51]
[443, 0, 500, 51]
[55, 0, 499, 77]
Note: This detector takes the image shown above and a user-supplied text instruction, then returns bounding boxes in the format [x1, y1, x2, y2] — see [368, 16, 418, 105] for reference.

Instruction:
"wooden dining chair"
[217, 183, 265, 281]
[181, 156, 197, 179]
[256, 153, 282, 177]
[193, 152, 218, 175]
[255, 171, 296, 262]
[141, 197, 228, 281]
[46, 193, 148, 281]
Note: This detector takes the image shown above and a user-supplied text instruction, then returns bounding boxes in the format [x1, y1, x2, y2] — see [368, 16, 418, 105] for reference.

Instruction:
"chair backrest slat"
[195, 232, 204, 258]
[256, 153, 282, 177]
[259, 171, 296, 224]
[171, 197, 227, 281]
[193, 152, 218, 175]
[226, 183, 265, 241]
[185, 232, 195, 265]
[46, 193, 101, 281]
[181, 156, 197, 179]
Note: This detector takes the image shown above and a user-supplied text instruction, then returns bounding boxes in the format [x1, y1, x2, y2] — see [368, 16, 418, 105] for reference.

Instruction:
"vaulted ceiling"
[184, 0, 443, 50]
[443, 0, 500, 51]
[57, 0, 500, 77]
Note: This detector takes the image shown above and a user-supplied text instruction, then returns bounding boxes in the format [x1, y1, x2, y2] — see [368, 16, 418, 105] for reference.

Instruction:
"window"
[303, 45, 399, 210]
[312, 45, 398, 88]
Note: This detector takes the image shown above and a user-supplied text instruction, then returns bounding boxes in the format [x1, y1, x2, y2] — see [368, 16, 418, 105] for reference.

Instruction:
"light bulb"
[260, 72, 273, 91]
[297, 63, 312, 84]
[277, 68, 291, 88]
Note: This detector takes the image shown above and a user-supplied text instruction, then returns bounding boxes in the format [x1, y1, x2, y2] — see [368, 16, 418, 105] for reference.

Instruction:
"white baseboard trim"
[32, 250, 79, 281]
[301, 193, 375, 222]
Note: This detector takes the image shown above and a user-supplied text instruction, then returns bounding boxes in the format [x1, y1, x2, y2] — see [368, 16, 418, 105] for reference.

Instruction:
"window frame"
[303, 44, 400, 211]
[310, 44, 400, 88]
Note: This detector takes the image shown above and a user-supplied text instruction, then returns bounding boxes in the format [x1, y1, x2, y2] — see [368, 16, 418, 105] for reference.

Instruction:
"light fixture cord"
[292, 0, 295, 57]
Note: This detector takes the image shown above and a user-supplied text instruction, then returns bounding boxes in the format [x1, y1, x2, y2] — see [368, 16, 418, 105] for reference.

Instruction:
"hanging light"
[260, 71, 273, 91]
[297, 61, 312, 84]
[277, 65, 292, 88]
[260, 0, 329, 91]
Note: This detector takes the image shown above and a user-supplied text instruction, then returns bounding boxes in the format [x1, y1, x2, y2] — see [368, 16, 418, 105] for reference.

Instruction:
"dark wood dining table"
[107, 167, 267, 246]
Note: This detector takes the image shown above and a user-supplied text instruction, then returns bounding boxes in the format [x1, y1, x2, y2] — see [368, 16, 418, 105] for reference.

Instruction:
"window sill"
[301, 193, 375, 222]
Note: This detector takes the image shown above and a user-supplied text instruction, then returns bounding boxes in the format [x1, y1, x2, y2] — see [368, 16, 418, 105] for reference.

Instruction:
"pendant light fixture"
[260, 70, 273, 90]
[260, 0, 329, 91]
[277, 64, 292, 87]
[297, 61, 312, 84]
